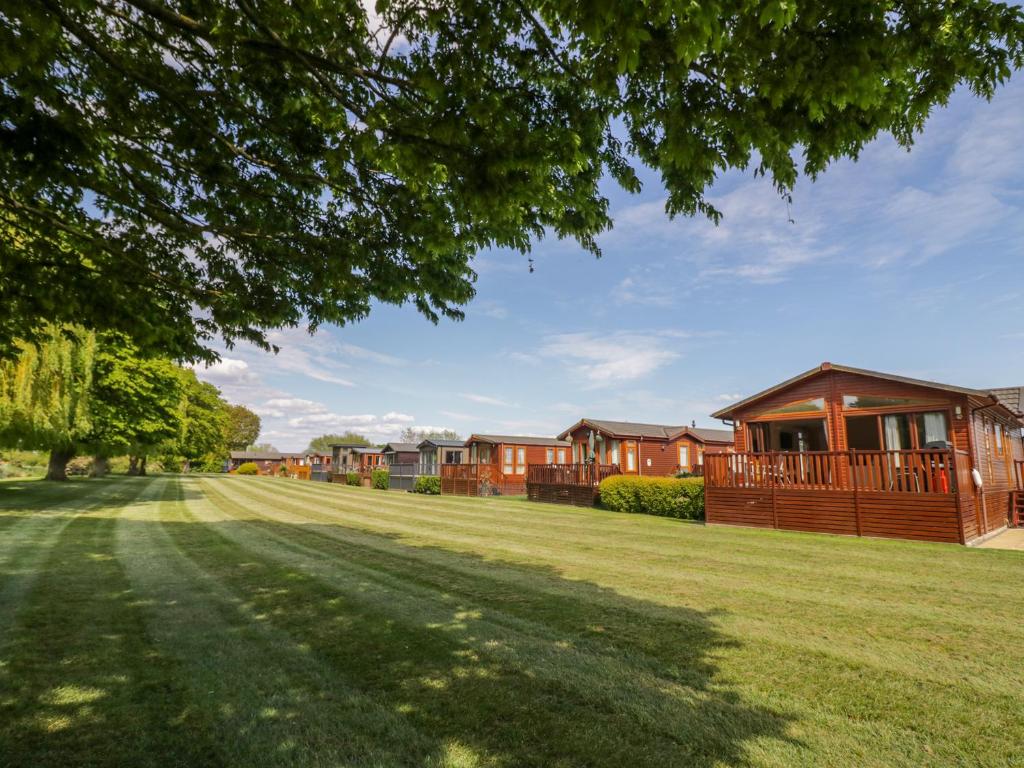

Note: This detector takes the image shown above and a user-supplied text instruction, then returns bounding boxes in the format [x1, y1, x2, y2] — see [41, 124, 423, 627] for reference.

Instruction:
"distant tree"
[87, 334, 184, 477]
[3, 2, 1022, 362]
[167, 372, 229, 475]
[0, 325, 96, 480]
[400, 428, 461, 443]
[247, 442, 280, 453]
[306, 433, 371, 452]
[223, 404, 261, 451]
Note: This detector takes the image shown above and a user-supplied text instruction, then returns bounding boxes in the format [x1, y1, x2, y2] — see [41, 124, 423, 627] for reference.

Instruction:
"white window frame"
[679, 445, 689, 468]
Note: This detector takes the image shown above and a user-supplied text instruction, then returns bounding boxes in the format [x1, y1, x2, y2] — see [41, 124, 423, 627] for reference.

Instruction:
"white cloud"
[714, 393, 742, 402]
[190, 357, 256, 383]
[538, 331, 680, 387]
[461, 393, 514, 407]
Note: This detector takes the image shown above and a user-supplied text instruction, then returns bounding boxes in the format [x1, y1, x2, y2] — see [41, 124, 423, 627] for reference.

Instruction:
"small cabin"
[228, 450, 285, 474]
[443, 435, 571, 496]
[706, 362, 1024, 544]
[557, 419, 734, 476]
[418, 438, 466, 476]
[381, 442, 420, 467]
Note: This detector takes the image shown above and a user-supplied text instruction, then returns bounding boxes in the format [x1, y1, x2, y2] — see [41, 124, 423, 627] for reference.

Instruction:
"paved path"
[977, 528, 1024, 551]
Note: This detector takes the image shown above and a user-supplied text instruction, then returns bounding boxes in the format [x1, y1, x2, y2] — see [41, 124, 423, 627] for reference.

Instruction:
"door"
[624, 441, 637, 473]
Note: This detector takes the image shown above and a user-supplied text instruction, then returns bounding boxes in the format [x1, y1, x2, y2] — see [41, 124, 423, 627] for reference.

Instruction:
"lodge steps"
[1013, 491, 1024, 528]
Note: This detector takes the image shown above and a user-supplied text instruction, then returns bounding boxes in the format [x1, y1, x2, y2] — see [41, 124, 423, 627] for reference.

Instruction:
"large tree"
[170, 371, 230, 473]
[88, 333, 185, 476]
[2, 2, 1021, 361]
[223, 404, 261, 451]
[0, 325, 95, 480]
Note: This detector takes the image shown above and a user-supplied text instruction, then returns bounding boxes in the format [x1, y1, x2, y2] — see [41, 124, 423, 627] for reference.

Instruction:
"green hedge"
[598, 476, 704, 520]
[236, 462, 259, 475]
[345, 471, 361, 486]
[371, 468, 389, 490]
[413, 475, 440, 495]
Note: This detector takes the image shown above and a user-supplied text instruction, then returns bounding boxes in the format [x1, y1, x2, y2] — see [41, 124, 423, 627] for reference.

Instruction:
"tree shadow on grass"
[0, 493, 799, 767]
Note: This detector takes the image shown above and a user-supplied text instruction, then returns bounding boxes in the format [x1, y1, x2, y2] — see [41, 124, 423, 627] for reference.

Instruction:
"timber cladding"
[705, 487, 962, 544]
[708, 363, 1024, 544]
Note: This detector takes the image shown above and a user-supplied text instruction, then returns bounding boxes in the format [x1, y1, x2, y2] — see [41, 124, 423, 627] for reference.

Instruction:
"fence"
[526, 463, 620, 506]
[704, 449, 965, 543]
[440, 464, 525, 496]
[705, 449, 956, 494]
[387, 463, 418, 492]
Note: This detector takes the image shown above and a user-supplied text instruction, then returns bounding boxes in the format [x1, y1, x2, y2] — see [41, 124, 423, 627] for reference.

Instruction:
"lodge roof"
[467, 434, 570, 447]
[711, 362, 1022, 420]
[556, 418, 733, 443]
[229, 450, 284, 460]
[990, 386, 1024, 416]
[417, 438, 466, 449]
[351, 446, 384, 455]
[381, 442, 420, 453]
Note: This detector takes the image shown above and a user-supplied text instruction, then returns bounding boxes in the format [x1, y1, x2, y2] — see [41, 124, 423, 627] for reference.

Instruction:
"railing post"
[950, 450, 967, 544]
[770, 451, 779, 529]
[850, 450, 862, 537]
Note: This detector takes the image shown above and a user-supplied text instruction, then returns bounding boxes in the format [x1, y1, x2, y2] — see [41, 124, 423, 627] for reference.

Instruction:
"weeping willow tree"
[0, 325, 96, 480]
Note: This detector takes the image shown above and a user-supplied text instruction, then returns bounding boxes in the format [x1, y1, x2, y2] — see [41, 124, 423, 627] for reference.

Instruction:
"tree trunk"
[46, 448, 75, 481]
[138, 455, 147, 477]
[182, 458, 191, 473]
[128, 455, 139, 475]
[90, 456, 109, 477]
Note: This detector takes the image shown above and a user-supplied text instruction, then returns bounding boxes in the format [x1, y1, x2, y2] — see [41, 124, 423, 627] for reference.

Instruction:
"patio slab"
[976, 528, 1024, 551]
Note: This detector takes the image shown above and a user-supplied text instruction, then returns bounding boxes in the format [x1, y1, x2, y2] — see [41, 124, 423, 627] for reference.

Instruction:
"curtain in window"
[922, 412, 947, 445]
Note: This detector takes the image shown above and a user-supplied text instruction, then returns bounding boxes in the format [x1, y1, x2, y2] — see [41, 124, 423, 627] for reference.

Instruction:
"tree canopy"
[223, 404, 261, 451]
[306, 433, 371, 452]
[2, 1, 1021, 361]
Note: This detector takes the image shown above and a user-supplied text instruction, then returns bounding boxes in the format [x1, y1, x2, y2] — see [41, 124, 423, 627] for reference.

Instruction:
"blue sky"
[194, 79, 1024, 452]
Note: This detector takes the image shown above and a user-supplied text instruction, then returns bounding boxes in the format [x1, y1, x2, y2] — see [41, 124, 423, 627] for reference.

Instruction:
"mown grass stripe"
[0, 478, 221, 768]
[196, 478, 1020, 763]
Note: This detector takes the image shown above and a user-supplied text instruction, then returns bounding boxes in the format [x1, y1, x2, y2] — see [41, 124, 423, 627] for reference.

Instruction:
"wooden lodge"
[381, 442, 420, 466]
[228, 450, 286, 474]
[418, 438, 467, 475]
[705, 362, 1024, 544]
[557, 419, 734, 476]
[442, 435, 570, 496]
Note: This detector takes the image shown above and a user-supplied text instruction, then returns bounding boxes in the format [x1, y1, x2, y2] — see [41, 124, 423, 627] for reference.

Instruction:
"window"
[557, 448, 566, 463]
[759, 397, 826, 416]
[545, 448, 554, 463]
[994, 421, 1004, 456]
[915, 412, 950, 448]
[444, 450, 462, 464]
[843, 394, 946, 410]
[503, 448, 513, 474]
[610, 440, 619, 466]
[679, 445, 689, 468]
[626, 445, 636, 471]
[516, 447, 526, 474]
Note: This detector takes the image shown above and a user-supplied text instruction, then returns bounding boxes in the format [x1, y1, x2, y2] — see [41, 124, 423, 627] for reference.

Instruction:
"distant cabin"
[446, 434, 570, 496]
[418, 438, 467, 476]
[380, 443, 420, 466]
[557, 419, 734, 475]
[706, 362, 1024, 544]
[228, 450, 285, 474]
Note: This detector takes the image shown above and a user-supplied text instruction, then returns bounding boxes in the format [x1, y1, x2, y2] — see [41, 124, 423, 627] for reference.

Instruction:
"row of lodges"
[325, 423, 734, 494]
[228, 361, 1024, 546]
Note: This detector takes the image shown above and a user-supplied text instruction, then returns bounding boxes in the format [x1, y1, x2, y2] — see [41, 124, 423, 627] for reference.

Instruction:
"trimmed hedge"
[598, 476, 704, 520]
[413, 475, 441, 495]
[345, 471, 361, 486]
[236, 462, 259, 475]
[371, 468, 389, 490]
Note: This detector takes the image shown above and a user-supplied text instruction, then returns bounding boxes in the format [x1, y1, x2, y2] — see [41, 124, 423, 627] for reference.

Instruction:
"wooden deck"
[705, 450, 971, 544]
[526, 464, 620, 507]
[440, 464, 526, 496]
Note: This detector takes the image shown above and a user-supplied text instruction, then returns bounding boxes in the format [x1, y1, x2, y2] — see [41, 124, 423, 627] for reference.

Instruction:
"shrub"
[236, 462, 259, 475]
[346, 471, 361, 486]
[194, 453, 226, 473]
[598, 476, 704, 520]
[371, 468, 389, 490]
[278, 464, 288, 476]
[413, 475, 441, 495]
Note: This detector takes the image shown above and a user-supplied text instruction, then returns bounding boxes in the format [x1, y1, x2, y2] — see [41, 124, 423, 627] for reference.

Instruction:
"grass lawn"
[1, 476, 1022, 767]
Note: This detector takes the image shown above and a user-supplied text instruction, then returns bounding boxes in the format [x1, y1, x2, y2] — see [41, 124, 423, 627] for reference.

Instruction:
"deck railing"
[1014, 459, 1024, 491]
[526, 463, 620, 487]
[705, 450, 956, 494]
